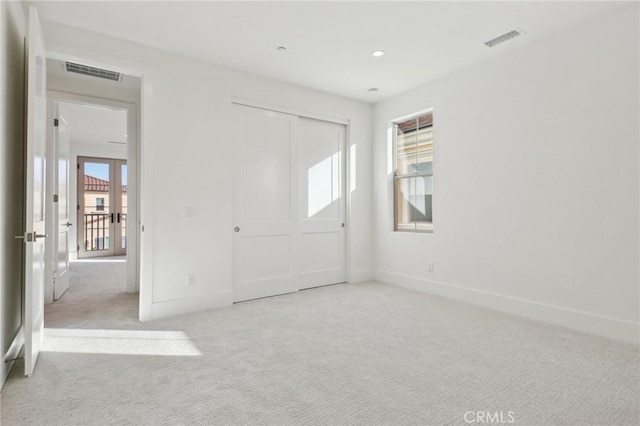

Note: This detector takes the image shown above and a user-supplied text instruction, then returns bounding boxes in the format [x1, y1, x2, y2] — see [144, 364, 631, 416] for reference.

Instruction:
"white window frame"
[392, 109, 434, 233]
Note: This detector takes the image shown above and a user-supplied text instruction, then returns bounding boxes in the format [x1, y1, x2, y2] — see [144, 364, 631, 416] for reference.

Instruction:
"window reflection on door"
[78, 157, 127, 258]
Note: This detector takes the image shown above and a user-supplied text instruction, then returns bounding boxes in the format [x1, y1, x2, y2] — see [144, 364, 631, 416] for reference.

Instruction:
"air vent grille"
[484, 30, 521, 47]
[65, 62, 121, 81]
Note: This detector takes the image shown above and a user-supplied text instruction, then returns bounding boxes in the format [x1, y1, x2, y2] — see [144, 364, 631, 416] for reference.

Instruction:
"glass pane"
[121, 163, 128, 250]
[395, 176, 433, 232]
[416, 124, 433, 167]
[395, 118, 418, 174]
[83, 162, 111, 251]
[414, 175, 433, 231]
[396, 177, 415, 231]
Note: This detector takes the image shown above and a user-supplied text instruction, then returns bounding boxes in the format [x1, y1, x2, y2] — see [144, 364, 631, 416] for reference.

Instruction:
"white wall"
[42, 20, 373, 320]
[0, 0, 26, 388]
[373, 5, 639, 344]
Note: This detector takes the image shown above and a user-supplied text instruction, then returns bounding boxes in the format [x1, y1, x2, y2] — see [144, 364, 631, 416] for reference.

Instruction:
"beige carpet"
[44, 257, 140, 330]
[1, 259, 638, 425]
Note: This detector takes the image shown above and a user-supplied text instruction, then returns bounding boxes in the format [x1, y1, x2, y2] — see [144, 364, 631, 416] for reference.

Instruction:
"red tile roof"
[84, 175, 109, 192]
[397, 113, 433, 133]
[84, 175, 127, 193]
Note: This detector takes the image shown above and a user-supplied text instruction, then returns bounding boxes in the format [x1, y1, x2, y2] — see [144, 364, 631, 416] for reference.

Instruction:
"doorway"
[77, 157, 128, 258]
[45, 91, 139, 318]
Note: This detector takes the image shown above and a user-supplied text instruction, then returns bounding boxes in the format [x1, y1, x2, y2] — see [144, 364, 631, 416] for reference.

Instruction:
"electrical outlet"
[428, 263, 435, 273]
[187, 273, 196, 286]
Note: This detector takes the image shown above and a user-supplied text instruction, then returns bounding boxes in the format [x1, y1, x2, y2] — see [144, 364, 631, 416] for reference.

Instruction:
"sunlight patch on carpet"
[42, 328, 202, 356]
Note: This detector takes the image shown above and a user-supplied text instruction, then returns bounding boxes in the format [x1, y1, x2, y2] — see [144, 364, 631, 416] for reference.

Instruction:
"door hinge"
[77, 204, 80, 211]
[54, 118, 59, 127]
[77, 245, 80, 251]
[53, 194, 59, 203]
[77, 164, 80, 170]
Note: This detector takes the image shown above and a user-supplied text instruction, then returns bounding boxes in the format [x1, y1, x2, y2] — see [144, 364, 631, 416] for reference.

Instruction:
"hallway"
[45, 257, 139, 329]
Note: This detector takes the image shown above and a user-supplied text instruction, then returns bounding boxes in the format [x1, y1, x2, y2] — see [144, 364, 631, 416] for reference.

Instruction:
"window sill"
[394, 224, 434, 234]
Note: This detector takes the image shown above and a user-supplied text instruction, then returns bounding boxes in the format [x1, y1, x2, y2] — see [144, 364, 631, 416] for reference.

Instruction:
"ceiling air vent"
[484, 30, 521, 47]
[65, 62, 121, 81]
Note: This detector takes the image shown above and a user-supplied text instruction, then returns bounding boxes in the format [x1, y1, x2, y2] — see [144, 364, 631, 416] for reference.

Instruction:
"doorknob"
[14, 232, 47, 242]
[64, 222, 73, 227]
[341, 223, 345, 228]
[234, 226, 240, 232]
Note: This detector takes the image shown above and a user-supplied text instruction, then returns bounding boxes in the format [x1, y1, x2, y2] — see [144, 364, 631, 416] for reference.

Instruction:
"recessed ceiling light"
[277, 46, 287, 52]
[368, 88, 379, 92]
[371, 50, 385, 57]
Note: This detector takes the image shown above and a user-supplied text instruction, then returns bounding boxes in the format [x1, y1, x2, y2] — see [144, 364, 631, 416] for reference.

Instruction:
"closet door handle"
[110, 213, 114, 223]
[117, 213, 121, 223]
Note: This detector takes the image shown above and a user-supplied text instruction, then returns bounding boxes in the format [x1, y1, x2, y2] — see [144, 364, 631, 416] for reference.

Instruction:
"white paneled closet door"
[232, 106, 300, 302]
[232, 105, 347, 303]
[298, 118, 346, 289]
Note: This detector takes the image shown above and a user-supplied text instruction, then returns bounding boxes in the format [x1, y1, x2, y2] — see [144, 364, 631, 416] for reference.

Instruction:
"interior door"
[54, 116, 71, 299]
[232, 105, 299, 302]
[22, 6, 47, 377]
[298, 118, 346, 289]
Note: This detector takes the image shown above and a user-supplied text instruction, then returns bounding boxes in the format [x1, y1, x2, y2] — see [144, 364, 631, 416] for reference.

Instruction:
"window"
[393, 111, 433, 232]
[96, 197, 105, 211]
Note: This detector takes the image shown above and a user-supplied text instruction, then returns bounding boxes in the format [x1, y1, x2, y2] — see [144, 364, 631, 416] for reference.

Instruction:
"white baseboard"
[1, 327, 24, 390]
[376, 270, 639, 346]
[145, 291, 233, 321]
[348, 269, 374, 283]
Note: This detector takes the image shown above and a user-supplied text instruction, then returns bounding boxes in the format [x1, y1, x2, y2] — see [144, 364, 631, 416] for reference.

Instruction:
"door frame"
[45, 91, 139, 297]
[230, 98, 353, 295]
[76, 156, 127, 259]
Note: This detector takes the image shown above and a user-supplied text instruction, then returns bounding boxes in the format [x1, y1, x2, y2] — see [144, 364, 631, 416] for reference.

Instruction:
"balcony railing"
[83, 213, 128, 252]
[83, 213, 110, 251]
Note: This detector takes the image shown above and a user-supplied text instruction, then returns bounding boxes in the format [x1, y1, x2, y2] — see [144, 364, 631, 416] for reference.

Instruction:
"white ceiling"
[58, 101, 127, 146]
[31, 1, 625, 102]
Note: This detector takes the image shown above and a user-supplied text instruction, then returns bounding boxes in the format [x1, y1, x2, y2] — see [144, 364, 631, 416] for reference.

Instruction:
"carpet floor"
[1, 259, 638, 425]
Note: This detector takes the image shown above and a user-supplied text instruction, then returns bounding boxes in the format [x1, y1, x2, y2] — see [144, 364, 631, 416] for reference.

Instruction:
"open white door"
[54, 116, 70, 300]
[21, 6, 47, 376]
